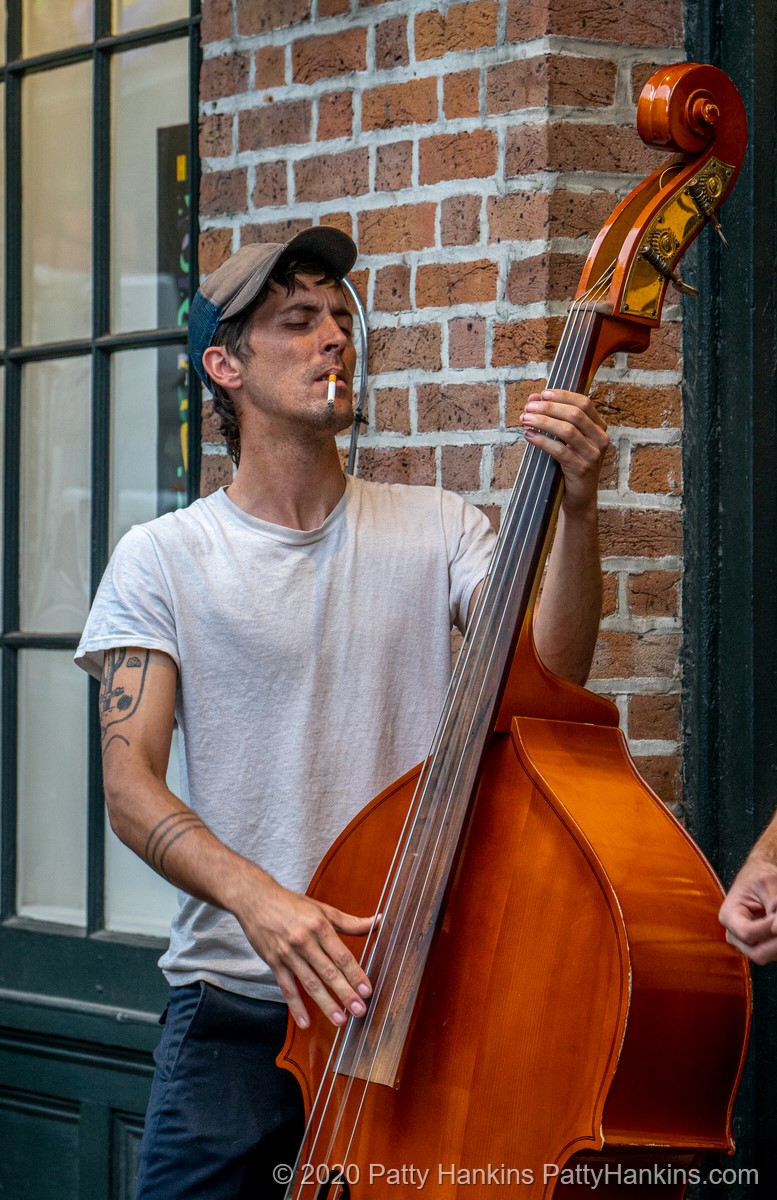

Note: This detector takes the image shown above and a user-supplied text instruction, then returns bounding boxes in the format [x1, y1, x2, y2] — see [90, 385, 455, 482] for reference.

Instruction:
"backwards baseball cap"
[188, 226, 358, 386]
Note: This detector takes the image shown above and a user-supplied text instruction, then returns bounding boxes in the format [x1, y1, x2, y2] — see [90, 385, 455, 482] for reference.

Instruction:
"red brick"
[444, 69, 481, 119]
[417, 383, 499, 432]
[628, 321, 681, 372]
[238, 0, 311, 35]
[369, 324, 441, 373]
[590, 382, 681, 428]
[295, 148, 369, 202]
[492, 442, 526, 489]
[241, 217, 312, 245]
[293, 28, 367, 84]
[628, 569, 681, 618]
[507, 252, 586, 304]
[506, 0, 683, 47]
[374, 264, 411, 311]
[548, 189, 621, 239]
[629, 444, 681, 494]
[505, 379, 547, 426]
[319, 0, 350, 14]
[347, 268, 368, 303]
[375, 141, 413, 192]
[200, 168, 247, 217]
[373, 386, 410, 434]
[449, 317, 486, 369]
[632, 754, 682, 807]
[239, 100, 311, 152]
[442, 445, 483, 491]
[420, 129, 497, 184]
[320, 211, 354, 237]
[375, 16, 409, 70]
[362, 78, 438, 130]
[252, 162, 288, 209]
[201, 0, 232, 43]
[441, 194, 481, 247]
[200, 453, 233, 496]
[415, 2, 498, 60]
[416, 259, 498, 307]
[317, 91, 353, 140]
[629, 692, 680, 741]
[601, 571, 617, 617]
[599, 508, 682, 558]
[590, 630, 680, 679]
[492, 318, 564, 368]
[505, 123, 665, 178]
[598, 441, 619, 489]
[488, 192, 550, 243]
[254, 45, 286, 88]
[358, 203, 436, 254]
[199, 113, 233, 159]
[201, 398, 224, 443]
[198, 228, 232, 276]
[357, 447, 436, 485]
[486, 55, 616, 114]
[200, 53, 249, 102]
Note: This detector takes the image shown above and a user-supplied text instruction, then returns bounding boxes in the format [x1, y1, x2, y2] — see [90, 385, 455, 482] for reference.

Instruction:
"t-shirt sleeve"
[440, 490, 496, 631]
[74, 525, 180, 681]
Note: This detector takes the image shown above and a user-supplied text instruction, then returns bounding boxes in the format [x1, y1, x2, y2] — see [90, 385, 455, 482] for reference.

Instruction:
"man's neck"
[225, 436, 347, 531]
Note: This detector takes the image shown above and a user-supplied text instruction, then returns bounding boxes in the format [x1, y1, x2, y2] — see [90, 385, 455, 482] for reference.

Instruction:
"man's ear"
[202, 344, 243, 391]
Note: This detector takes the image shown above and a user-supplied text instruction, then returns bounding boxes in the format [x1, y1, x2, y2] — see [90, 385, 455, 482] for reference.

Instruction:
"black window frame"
[0, 0, 201, 1012]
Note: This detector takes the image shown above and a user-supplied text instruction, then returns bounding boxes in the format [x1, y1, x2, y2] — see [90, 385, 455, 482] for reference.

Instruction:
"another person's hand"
[519, 389, 610, 514]
[719, 854, 777, 965]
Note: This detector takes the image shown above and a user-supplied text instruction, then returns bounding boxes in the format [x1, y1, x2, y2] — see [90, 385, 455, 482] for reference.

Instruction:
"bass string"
[292, 267, 615, 1197]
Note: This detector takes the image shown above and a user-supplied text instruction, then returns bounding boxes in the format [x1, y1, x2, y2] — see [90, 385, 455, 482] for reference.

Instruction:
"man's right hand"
[235, 875, 376, 1029]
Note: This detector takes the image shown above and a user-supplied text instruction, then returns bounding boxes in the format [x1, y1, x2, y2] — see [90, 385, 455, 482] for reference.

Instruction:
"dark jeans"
[135, 982, 304, 1200]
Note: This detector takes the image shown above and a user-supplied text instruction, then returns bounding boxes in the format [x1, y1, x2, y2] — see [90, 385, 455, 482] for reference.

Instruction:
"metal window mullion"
[1, 1, 22, 922]
[85, 24, 112, 934]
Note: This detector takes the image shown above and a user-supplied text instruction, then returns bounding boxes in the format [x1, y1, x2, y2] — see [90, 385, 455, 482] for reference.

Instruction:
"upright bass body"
[279, 626, 750, 1197]
[278, 62, 751, 1197]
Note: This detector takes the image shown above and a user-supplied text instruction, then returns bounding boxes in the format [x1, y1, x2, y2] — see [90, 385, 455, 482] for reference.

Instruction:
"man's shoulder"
[117, 491, 224, 555]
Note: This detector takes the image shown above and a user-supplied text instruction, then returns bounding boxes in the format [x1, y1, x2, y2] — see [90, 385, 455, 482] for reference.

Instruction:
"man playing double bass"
[75, 227, 610, 1198]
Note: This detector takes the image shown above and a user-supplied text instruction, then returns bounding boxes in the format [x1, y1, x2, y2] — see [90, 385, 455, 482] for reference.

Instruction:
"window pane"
[22, 62, 92, 345]
[112, 39, 190, 333]
[105, 729, 180, 936]
[113, 0, 187, 33]
[17, 650, 88, 927]
[110, 347, 189, 549]
[20, 358, 92, 633]
[0, 5, 6, 66]
[22, 1, 93, 57]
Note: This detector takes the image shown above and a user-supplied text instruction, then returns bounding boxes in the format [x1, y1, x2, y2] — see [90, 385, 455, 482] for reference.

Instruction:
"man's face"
[234, 272, 357, 435]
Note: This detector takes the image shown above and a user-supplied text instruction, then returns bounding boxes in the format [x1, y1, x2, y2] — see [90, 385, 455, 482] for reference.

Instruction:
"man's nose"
[321, 314, 348, 350]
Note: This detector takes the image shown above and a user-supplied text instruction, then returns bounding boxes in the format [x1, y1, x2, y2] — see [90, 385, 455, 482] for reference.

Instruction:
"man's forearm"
[533, 502, 602, 686]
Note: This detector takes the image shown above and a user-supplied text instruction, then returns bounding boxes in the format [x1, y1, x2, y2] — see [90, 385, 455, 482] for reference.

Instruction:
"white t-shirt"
[76, 476, 495, 1000]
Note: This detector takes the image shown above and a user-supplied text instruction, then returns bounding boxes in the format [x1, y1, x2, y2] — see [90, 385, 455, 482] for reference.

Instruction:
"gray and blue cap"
[188, 226, 358, 386]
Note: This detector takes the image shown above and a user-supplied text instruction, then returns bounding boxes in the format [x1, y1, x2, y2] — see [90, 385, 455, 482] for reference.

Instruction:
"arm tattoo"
[99, 649, 149, 755]
[145, 811, 207, 878]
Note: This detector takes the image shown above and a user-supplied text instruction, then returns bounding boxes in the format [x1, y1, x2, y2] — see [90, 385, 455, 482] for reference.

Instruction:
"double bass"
[278, 63, 751, 1198]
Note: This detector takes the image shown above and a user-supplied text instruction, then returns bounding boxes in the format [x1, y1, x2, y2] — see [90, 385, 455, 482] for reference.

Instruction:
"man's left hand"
[520, 389, 610, 513]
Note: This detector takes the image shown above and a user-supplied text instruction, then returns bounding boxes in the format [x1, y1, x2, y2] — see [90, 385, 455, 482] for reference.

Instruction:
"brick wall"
[198, 0, 686, 810]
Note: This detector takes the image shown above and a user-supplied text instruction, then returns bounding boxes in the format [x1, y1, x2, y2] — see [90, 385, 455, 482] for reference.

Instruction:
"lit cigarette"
[327, 373, 337, 409]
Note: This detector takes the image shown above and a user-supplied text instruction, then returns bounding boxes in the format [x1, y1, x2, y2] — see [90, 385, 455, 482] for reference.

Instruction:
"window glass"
[21, 62, 92, 344]
[104, 729, 180, 936]
[20, 358, 92, 633]
[17, 650, 88, 927]
[113, 0, 187, 33]
[112, 38, 190, 333]
[22, 1, 93, 58]
[110, 347, 189, 549]
[0, 5, 6, 66]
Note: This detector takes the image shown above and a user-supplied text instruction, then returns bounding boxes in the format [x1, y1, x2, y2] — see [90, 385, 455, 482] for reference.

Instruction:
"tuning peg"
[640, 245, 700, 297]
[688, 180, 729, 248]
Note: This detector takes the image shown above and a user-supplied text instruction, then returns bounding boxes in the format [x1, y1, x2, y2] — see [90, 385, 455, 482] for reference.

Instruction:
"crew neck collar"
[213, 476, 353, 544]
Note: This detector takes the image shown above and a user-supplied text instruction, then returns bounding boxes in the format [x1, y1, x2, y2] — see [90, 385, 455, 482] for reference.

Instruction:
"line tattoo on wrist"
[145, 811, 206, 877]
